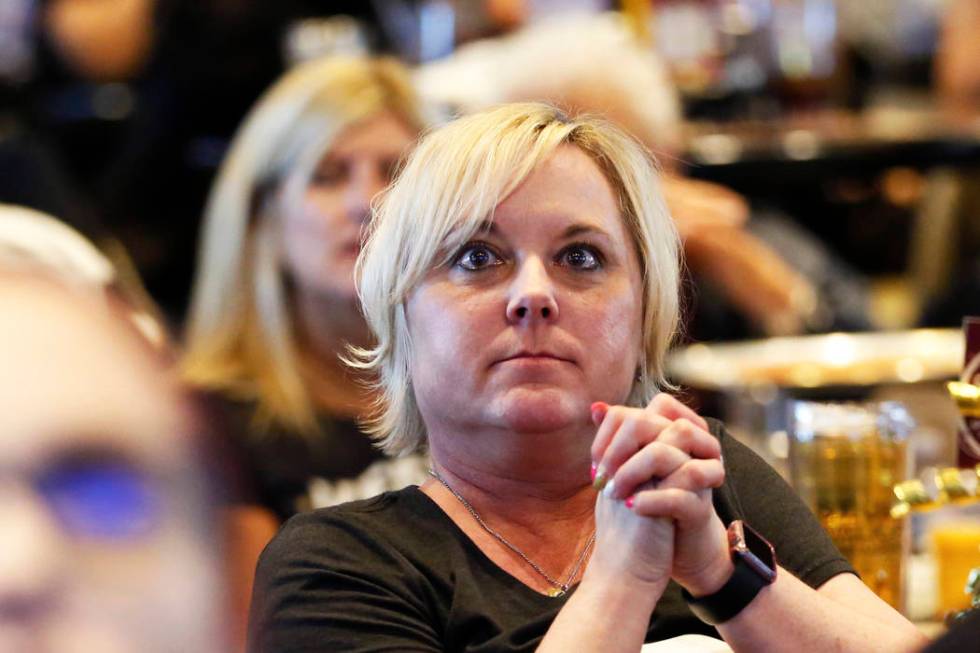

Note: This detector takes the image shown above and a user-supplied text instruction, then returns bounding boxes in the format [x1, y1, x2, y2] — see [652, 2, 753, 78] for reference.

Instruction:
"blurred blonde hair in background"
[416, 12, 683, 153]
[182, 56, 425, 436]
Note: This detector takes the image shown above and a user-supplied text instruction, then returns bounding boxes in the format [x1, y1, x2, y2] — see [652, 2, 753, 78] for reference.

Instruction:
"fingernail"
[590, 462, 597, 482]
[602, 478, 617, 498]
[592, 469, 608, 491]
[590, 401, 608, 425]
[625, 495, 635, 509]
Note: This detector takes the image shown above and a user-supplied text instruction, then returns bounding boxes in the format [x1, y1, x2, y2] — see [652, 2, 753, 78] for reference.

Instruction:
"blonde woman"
[249, 103, 925, 651]
[182, 56, 429, 645]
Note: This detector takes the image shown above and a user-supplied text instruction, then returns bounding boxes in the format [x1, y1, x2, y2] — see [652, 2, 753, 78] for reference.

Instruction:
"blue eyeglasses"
[34, 453, 163, 541]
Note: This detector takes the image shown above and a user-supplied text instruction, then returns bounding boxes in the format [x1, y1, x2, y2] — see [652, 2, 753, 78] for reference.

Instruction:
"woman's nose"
[0, 483, 66, 624]
[506, 257, 559, 324]
[345, 162, 386, 225]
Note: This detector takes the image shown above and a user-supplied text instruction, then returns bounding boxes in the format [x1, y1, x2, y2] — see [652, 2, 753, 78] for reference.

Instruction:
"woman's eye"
[559, 245, 601, 270]
[454, 244, 502, 271]
[311, 163, 346, 186]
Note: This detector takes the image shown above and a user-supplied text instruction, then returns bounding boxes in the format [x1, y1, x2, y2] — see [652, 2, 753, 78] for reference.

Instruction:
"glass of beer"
[788, 401, 913, 610]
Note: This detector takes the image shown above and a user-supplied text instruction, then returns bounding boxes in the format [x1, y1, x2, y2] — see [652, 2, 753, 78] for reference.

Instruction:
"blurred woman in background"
[181, 55, 429, 646]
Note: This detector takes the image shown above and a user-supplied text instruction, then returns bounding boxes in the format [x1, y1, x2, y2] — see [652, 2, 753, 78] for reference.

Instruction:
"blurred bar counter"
[677, 98, 980, 319]
[682, 103, 980, 183]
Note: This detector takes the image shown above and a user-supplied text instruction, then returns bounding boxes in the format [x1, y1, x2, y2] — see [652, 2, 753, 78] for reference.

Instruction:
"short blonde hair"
[352, 102, 680, 456]
[182, 56, 424, 435]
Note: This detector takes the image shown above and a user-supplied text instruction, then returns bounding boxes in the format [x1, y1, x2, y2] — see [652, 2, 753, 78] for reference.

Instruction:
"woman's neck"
[426, 429, 597, 537]
[423, 433, 598, 595]
[291, 288, 372, 417]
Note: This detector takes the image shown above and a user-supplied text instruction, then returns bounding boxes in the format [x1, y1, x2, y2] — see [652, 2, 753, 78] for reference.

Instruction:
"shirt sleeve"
[712, 420, 856, 589]
[247, 509, 443, 653]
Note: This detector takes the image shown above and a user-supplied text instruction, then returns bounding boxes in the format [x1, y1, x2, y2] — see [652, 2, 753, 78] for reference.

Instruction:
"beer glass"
[789, 401, 913, 610]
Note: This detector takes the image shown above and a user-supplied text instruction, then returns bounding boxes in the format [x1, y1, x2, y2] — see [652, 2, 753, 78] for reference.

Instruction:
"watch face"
[730, 521, 778, 584]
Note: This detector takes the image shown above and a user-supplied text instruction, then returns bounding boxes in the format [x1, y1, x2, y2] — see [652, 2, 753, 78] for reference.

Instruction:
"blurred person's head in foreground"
[0, 203, 168, 350]
[183, 55, 425, 433]
[0, 272, 226, 652]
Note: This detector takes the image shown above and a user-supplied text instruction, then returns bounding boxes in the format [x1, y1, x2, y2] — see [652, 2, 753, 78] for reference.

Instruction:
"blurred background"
[2, 0, 978, 328]
[2, 1, 979, 650]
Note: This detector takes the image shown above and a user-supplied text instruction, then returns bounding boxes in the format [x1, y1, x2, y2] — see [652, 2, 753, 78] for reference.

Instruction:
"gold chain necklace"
[428, 469, 596, 598]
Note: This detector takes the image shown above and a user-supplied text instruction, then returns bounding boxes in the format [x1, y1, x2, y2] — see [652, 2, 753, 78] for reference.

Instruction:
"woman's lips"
[496, 353, 573, 366]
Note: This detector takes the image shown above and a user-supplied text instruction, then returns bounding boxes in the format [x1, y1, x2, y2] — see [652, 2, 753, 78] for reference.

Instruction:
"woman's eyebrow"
[561, 223, 612, 240]
[469, 221, 611, 240]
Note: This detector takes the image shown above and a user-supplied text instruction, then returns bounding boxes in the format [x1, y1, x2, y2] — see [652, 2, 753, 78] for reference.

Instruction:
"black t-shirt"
[249, 420, 853, 652]
[213, 396, 426, 522]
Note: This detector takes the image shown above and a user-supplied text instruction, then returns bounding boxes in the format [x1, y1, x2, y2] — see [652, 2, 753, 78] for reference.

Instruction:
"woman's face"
[406, 145, 644, 443]
[280, 111, 416, 303]
[0, 279, 224, 653]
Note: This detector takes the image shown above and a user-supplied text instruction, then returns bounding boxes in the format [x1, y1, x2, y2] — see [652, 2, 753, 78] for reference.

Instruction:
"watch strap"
[681, 555, 770, 625]
[681, 520, 777, 626]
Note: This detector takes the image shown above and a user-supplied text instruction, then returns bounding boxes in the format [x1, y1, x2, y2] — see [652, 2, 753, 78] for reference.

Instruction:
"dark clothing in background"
[920, 258, 980, 327]
[4, 1, 391, 317]
[921, 608, 980, 653]
[214, 396, 426, 522]
[97, 0, 389, 315]
[248, 420, 853, 652]
[0, 126, 103, 238]
[920, 173, 980, 328]
[218, 398, 383, 522]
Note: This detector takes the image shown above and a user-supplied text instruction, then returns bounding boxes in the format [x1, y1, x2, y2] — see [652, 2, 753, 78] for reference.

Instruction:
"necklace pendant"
[427, 470, 591, 603]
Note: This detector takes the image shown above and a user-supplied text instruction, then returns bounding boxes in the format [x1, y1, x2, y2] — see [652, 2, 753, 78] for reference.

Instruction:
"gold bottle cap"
[891, 479, 936, 518]
[948, 381, 980, 418]
[936, 467, 978, 503]
[891, 466, 980, 516]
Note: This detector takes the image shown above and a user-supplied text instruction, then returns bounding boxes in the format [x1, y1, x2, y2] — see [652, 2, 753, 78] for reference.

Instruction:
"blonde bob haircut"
[351, 102, 681, 457]
[182, 56, 424, 435]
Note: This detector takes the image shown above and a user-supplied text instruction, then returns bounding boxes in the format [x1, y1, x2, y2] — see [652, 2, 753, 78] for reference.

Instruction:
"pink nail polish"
[625, 495, 635, 509]
[590, 462, 597, 482]
[590, 401, 608, 424]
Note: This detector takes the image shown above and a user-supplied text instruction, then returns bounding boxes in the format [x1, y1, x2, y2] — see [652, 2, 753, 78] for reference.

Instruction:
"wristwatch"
[682, 520, 777, 625]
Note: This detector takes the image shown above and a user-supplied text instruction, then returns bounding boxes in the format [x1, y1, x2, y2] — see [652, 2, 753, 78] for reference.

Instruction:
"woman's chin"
[492, 388, 582, 433]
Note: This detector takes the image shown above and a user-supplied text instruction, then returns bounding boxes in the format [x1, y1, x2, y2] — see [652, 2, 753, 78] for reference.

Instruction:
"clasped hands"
[587, 394, 733, 600]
